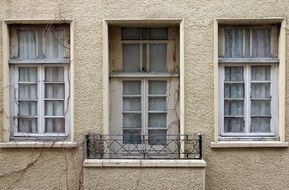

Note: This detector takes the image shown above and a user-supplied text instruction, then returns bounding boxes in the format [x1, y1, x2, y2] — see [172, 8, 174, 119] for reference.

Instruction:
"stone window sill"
[0, 141, 78, 148]
[211, 141, 288, 148]
[83, 159, 206, 168]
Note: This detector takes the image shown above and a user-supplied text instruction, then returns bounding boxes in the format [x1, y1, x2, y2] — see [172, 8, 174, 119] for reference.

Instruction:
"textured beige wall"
[84, 167, 205, 190]
[1, 0, 289, 189]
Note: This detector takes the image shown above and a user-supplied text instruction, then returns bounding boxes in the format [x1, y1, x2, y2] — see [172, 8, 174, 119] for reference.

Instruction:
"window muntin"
[13, 65, 69, 136]
[9, 24, 70, 139]
[218, 24, 279, 139]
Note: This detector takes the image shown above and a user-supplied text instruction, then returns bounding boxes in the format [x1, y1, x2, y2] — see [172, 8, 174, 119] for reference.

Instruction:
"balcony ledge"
[83, 159, 206, 168]
[0, 141, 78, 148]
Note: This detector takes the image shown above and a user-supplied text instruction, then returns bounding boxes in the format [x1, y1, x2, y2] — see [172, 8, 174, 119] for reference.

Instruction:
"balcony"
[85, 133, 202, 159]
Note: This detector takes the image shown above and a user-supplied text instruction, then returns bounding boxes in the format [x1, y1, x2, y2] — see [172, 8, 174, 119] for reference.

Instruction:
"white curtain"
[18, 67, 38, 133]
[250, 66, 271, 133]
[18, 30, 65, 59]
[44, 67, 65, 133]
[45, 31, 65, 59]
[224, 67, 244, 133]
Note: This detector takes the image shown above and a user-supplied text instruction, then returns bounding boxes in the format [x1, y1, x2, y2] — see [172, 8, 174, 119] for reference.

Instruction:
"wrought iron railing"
[85, 133, 202, 159]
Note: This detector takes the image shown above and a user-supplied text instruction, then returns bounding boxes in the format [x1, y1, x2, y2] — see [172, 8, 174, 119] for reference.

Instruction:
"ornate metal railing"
[85, 133, 202, 159]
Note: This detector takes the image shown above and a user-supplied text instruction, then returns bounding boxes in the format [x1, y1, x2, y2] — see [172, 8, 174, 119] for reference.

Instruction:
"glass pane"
[149, 97, 166, 111]
[45, 30, 65, 59]
[123, 113, 141, 128]
[225, 67, 244, 81]
[224, 100, 244, 115]
[143, 44, 147, 71]
[18, 30, 42, 59]
[123, 44, 140, 72]
[18, 118, 38, 133]
[121, 28, 141, 40]
[123, 98, 141, 111]
[251, 66, 271, 81]
[45, 84, 65, 99]
[148, 130, 166, 145]
[18, 101, 37, 116]
[45, 118, 65, 133]
[19, 67, 37, 82]
[251, 118, 271, 132]
[251, 100, 271, 116]
[224, 28, 243, 58]
[45, 100, 64, 116]
[224, 118, 244, 132]
[19, 84, 37, 99]
[245, 28, 251, 57]
[149, 28, 168, 40]
[148, 113, 166, 128]
[252, 28, 271, 58]
[123, 81, 141, 95]
[149, 44, 167, 72]
[123, 130, 141, 144]
[45, 67, 64, 82]
[251, 83, 270, 98]
[224, 84, 244, 98]
[149, 81, 167, 95]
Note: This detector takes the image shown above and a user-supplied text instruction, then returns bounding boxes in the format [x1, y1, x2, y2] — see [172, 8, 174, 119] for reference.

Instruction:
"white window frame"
[5, 23, 71, 140]
[109, 26, 180, 136]
[214, 18, 286, 143]
[10, 64, 70, 138]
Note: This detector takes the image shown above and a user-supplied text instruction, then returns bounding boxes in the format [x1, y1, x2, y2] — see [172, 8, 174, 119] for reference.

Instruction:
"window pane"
[149, 44, 167, 72]
[225, 67, 244, 81]
[251, 66, 271, 81]
[224, 84, 244, 98]
[149, 28, 168, 40]
[123, 113, 141, 128]
[252, 28, 271, 58]
[45, 118, 65, 133]
[123, 44, 140, 72]
[19, 67, 37, 82]
[224, 100, 244, 115]
[148, 130, 166, 145]
[19, 84, 37, 99]
[18, 101, 37, 116]
[149, 97, 166, 111]
[251, 100, 271, 116]
[251, 118, 271, 132]
[148, 113, 166, 128]
[224, 28, 243, 58]
[45, 67, 64, 82]
[45, 30, 65, 59]
[18, 30, 42, 59]
[149, 81, 167, 95]
[123, 130, 141, 144]
[18, 118, 38, 133]
[121, 28, 141, 40]
[224, 118, 244, 132]
[45, 84, 65, 99]
[123, 81, 141, 95]
[251, 83, 270, 98]
[123, 98, 141, 111]
[45, 100, 64, 116]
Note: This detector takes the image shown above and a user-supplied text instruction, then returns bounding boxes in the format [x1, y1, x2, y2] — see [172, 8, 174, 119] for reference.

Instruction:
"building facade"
[0, 0, 289, 189]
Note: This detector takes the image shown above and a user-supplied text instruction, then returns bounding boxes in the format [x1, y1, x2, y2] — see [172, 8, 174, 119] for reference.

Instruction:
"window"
[9, 24, 70, 139]
[109, 27, 180, 153]
[218, 24, 279, 140]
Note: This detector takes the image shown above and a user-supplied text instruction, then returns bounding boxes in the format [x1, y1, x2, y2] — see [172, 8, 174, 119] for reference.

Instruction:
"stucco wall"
[1, 0, 289, 189]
